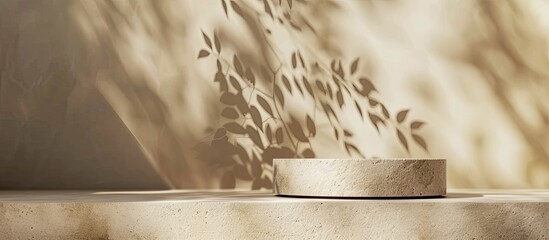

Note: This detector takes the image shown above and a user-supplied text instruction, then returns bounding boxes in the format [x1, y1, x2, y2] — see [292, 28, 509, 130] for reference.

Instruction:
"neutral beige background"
[1, 0, 548, 189]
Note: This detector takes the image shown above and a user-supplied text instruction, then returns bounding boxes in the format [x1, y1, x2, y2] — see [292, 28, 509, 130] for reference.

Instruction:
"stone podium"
[274, 158, 446, 197]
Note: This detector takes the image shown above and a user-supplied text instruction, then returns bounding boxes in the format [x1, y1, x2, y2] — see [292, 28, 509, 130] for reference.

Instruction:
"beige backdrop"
[1, 0, 548, 189]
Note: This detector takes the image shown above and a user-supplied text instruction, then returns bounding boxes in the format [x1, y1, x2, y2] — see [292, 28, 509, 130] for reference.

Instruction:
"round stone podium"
[273, 158, 446, 197]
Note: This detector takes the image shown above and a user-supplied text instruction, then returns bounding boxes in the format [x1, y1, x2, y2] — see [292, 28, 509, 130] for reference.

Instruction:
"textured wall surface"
[1, 0, 549, 189]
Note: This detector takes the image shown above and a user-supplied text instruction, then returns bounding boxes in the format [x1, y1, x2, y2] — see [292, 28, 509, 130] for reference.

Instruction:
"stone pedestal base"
[1, 190, 549, 239]
[273, 158, 446, 197]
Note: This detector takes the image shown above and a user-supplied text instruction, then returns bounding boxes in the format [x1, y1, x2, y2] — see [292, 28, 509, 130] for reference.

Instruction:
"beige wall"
[1, 0, 549, 189]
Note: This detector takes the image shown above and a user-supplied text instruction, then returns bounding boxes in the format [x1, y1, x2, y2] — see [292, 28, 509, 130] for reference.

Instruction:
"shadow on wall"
[1, 0, 549, 189]
[0, 0, 169, 189]
[462, 1, 549, 187]
[193, 0, 429, 189]
[190, 0, 549, 188]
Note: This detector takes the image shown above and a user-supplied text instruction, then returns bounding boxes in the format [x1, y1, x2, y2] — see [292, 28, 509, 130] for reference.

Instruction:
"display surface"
[0, 190, 548, 239]
[274, 158, 446, 197]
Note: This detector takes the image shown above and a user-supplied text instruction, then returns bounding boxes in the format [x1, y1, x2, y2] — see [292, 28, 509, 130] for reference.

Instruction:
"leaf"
[230, 0, 243, 16]
[263, 0, 273, 19]
[332, 60, 344, 78]
[302, 148, 315, 158]
[275, 128, 284, 143]
[262, 146, 294, 165]
[396, 109, 410, 123]
[355, 101, 363, 119]
[381, 104, 390, 119]
[315, 80, 326, 94]
[222, 0, 228, 17]
[344, 142, 361, 156]
[368, 98, 379, 107]
[274, 84, 284, 107]
[229, 76, 241, 91]
[350, 58, 359, 75]
[297, 51, 306, 70]
[220, 92, 238, 105]
[222, 107, 239, 119]
[214, 32, 222, 53]
[266, 125, 273, 144]
[344, 130, 353, 137]
[368, 112, 384, 133]
[246, 126, 265, 149]
[198, 50, 210, 59]
[217, 60, 223, 71]
[326, 83, 333, 99]
[235, 92, 250, 115]
[331, 74, 339, 86]
[215, 72, 228, 92]
[282, 75, 292, 93]
[410, 121, 425, 129]
[211, 136, 236, 161]
[302, 14, 316, 32]
[250, 106, 263, 130]
[234, 164, 252, 180]
[224, 122, 246, 134]
[355, 77, 376, 96]
[337, 60, 344, 78]
[397, 129, 409, 152]
[412, 134, 428, 151]
[294, 77, 303, 95]
[306, 114, 315, 136]
[233, 55, 244, 76]
[336, 90, 344, 108]
[214, 128, 227, 138]
[283, 10, 291, 20]
[321, 103, 338, 121]
[245, 68, 256, 86]
[302, 76, 314, 97]
[289, 116, 309, 142]
[257, 95, 273, 117]
[202, 31, 212, 49]
[220, 171, 236, 189]
[291, 52, 297, 68]
[236, 144, 250, 163]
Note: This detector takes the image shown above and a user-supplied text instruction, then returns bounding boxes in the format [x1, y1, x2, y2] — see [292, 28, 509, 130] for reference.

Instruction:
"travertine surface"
[274, 159, 446, 197]
[1, 190, 549, 239]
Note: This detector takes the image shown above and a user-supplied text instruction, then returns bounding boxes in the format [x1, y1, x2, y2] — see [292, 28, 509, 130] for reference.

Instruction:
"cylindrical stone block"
[273, 158, 446, 197]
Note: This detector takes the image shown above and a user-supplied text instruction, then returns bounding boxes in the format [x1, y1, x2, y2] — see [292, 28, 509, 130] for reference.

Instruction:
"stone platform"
[274, 158, 446, 197]
[1, 190, 549, 239]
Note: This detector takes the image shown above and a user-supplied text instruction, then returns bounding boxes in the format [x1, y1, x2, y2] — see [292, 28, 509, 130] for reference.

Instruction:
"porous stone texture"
[274, 158, 446, 197]
[1, 190, 549, 239]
